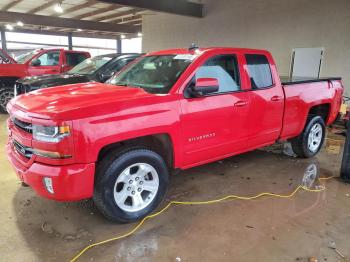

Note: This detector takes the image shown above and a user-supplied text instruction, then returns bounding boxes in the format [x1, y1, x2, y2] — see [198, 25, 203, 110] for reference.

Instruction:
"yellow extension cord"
[70, 176, 335, 262]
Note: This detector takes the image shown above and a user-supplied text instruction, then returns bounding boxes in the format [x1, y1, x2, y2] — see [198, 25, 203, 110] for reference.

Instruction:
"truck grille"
[13, 118, 32, 134]
[13, 140, 33, 159]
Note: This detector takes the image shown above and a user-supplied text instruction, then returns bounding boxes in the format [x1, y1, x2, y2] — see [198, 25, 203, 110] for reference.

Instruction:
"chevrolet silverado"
[6, 47, 343, 222]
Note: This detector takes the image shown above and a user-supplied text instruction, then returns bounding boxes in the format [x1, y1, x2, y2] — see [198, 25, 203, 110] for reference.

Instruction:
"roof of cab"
[147, 47, 269, 56]
[33, 48, 89, 53]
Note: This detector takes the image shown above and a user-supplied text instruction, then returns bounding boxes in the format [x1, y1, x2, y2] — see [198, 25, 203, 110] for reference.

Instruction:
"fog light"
[43, 177, 54, 194]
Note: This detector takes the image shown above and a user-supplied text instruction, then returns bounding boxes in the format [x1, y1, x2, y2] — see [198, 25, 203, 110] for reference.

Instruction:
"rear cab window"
[65, 52, 89, 67]
[245, 54, 273, 89]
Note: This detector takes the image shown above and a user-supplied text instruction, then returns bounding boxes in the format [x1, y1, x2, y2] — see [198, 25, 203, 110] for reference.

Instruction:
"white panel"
[291, 48, 324, 78]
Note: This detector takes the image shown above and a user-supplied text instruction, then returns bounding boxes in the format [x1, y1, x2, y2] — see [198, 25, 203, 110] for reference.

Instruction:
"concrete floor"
[1, 114, 350, 262]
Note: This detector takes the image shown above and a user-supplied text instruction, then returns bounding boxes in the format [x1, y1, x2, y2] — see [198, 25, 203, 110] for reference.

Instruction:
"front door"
[27, 50, 61, 75]
[180, 53, 250, 167]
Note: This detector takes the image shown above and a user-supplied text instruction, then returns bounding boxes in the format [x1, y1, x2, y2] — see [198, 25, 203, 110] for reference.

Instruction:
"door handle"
[271, 95, 282, 102]
[234, 100, 248, 107]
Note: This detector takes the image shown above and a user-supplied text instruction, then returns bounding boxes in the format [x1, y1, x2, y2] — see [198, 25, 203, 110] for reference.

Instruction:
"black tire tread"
[291, 116, 325, 158]
[93, 146, 149, 222]
[0, 87, 14, 113]
[93, 147, 168, 223]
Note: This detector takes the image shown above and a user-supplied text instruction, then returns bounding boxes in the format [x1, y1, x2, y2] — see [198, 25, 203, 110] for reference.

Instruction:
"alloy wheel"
[113, 163, 159, 212]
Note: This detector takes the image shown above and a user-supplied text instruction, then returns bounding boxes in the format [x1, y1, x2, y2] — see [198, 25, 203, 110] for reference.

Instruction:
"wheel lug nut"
[127, 187, 131, 191]
[139, 181, 143, 185]
[138, 188, 142, 192]
[132, 191, 135, 195]
[129, 180, 133, 184]
[135, 177, 139, 181]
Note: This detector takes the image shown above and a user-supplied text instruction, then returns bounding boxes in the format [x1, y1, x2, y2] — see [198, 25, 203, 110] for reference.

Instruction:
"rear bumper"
[6, 142, 95, 201]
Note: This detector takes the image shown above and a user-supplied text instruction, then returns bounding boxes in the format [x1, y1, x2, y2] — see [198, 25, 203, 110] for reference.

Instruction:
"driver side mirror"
[192, 77, 219, 96]
[31, 59, 41, 66]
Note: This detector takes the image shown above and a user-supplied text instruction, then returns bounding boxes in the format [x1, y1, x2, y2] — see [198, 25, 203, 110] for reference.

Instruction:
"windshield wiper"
[114, 82, 141, 88]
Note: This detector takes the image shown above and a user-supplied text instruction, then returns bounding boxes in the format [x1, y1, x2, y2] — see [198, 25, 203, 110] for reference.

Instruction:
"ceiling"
[0, 0, 145, 39]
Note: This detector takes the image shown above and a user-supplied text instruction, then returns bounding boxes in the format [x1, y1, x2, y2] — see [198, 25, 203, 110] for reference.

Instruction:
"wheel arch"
[307, 103, 330, 123]
[97, 133, 175, 170]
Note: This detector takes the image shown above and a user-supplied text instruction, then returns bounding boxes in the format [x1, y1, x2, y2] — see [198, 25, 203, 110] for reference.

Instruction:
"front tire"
[291, 116, 326, 158]
[0, 88, 14, 113]
[93, 148, 169, 223]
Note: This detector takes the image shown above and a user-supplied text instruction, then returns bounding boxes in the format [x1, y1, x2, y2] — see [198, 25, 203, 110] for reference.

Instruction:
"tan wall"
[142, 0, 350, 93]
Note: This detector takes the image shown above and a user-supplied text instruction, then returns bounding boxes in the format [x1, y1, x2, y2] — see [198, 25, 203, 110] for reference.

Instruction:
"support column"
[1, 28, 7, 52]
[68, 32, 73, 50]
[340, 124, 350, 182]
[116, 36, 122, 53]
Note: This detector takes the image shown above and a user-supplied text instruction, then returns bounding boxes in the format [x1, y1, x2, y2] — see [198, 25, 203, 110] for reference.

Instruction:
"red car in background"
[0, 48, 90, 112]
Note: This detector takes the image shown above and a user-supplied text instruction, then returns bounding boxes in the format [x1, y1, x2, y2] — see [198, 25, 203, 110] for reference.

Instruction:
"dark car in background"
[15, 53, 141, 96]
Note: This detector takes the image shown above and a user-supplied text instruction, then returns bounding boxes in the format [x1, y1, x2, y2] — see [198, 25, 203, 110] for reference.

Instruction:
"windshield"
[108, 55, 193, 94]
[68, 56, 113, 75]
[16, 50, 39, 64]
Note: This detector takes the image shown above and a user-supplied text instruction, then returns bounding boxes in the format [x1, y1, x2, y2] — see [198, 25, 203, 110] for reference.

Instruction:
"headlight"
[32, 125, 70, 143]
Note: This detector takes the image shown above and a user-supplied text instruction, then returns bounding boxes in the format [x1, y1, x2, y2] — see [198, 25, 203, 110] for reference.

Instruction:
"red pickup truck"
[0, 48, 90, 112]
[6, 47, 343, 222]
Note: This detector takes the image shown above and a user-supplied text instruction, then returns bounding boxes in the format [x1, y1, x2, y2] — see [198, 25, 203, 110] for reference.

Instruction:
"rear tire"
[93, 147, 169, 223]
[0, 88, 14, 113]
[291, 116, 325, 158]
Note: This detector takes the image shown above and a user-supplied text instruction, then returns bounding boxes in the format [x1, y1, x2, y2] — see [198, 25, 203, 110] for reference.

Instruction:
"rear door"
[27, 50, 62, 75]
[63, 52, 89, 72]
[180, 53, 250, 167]
[244, 53, 284, 148]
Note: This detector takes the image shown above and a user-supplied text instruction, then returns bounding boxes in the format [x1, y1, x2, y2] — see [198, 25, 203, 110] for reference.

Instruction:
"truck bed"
[280, 76, 342, 85]
[280, 77, 343, 141]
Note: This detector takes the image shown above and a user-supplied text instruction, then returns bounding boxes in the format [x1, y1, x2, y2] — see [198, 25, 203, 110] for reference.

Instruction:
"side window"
[36, 51, 60, 66]
[195, 55, 240, 93]
[66, 53, 88, 67]
[245, 54, 273, 89]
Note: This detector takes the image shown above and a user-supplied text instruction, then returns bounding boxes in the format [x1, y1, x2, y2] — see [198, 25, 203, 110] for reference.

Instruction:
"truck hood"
[11, 82, 154, 120]
[17, 73, 91, 93]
